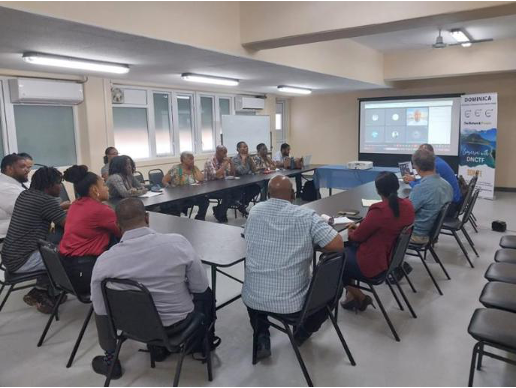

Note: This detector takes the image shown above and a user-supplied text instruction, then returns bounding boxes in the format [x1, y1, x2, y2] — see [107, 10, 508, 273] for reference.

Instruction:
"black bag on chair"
[301, 180, 318, 202]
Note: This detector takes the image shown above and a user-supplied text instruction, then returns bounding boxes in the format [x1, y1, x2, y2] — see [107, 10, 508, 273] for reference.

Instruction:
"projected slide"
[359, 97, 461, 156]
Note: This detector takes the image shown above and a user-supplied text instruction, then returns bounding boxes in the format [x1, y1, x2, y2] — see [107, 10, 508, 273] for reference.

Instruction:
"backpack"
[301, 180, 318, 202]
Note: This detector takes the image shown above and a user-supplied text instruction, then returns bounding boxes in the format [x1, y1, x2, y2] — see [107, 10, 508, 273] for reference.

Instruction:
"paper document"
[321, 214, 354, 225]
[362, 199, 381, 207]
[139, 191, 163, 198]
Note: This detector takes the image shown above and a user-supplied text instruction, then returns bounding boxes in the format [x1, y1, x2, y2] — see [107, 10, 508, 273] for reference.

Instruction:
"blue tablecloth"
[314, 165, 399, 190]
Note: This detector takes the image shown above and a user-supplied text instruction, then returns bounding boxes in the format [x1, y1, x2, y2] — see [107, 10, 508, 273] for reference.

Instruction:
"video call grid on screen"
[359, 97, 461, 156]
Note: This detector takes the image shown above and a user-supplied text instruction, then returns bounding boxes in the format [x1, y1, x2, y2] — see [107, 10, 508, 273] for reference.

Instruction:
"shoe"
[340, 298, 359, 311]
[255, 334, 271, 361]
[213, 206, 228, 223]
[92, 355, 122, 379]
[237, 205, 248, 217]
[403, 262, 413, 274]
[293, 328, 312, 347]
[23, 288, 44, 307]
[194, 215, 206, 221]
[147, 345, 170, 362]
[357, 295, 375, 312]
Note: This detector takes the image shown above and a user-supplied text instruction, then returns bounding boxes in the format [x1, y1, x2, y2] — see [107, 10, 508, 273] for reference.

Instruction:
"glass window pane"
[177, 95, 193, 153]
[200, 96, 214, 152]
[153, 93, 172, 155]
[0, 120, 4, 158]
[113, 107, 149, 159]
[219, 98, 230, 121]
[14, 105, 76, 167]
[275, 113, 282, 130]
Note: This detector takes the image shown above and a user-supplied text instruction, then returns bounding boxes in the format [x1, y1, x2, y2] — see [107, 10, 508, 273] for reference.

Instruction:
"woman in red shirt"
[59, 165, 120, 294]
[341, 172, 415, 312]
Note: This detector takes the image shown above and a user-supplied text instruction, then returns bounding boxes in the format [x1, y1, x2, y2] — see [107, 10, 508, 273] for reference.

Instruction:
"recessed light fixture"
[22, 52, 130, 74]
[277, 85, 312, 95]
[181, 73, 239, 86]
[450, 29, 472, 47]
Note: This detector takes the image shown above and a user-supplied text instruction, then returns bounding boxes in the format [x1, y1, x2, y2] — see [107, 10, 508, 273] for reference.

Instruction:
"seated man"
[254, 143, 276, 201]
[204, 145, 241, 223]
[403, 143, 462, 217]
[232, 141, 261, 215]
[90, 198, 215, 378]
[0, 154, 30, 241]
[242, 175, 344, 360]
[272, 142, 303, 198]
[409, 149, 453, 245]
[1, 166, 67, 314]
[162, 151, 209, 220]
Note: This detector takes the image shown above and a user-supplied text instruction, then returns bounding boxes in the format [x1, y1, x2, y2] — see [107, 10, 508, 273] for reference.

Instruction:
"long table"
[149, 212, 246, 310]
[108, 164, 324, 209]
[314, 165, 399, 192]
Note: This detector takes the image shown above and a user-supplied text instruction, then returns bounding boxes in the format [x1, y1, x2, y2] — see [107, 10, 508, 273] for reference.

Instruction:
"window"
[199, 96, 215, 152]
[153, 93, 173, 155]
[177, 94, 194, 153]
[112, 86, 234, 158]
[0, 120, 4, 158]
[276, 101, 286, 150]
[113, 107, 150, 159]
[13, 105, 77, 167]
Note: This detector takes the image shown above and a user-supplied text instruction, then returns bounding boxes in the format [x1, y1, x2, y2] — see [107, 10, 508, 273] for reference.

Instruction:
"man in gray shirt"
[90, 198, 213, 378]
[409, 149, 453, 245]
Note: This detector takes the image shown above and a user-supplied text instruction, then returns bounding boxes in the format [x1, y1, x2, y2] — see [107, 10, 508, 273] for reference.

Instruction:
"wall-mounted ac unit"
[9, 78, 84, 105]
[235, 96, 265, 111]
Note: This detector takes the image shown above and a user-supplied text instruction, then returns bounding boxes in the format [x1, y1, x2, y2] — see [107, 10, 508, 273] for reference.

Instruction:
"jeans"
[14, 250, 50, 290]
[247, 306, 329, 339]
[242, 184, 261, 207]
[95, 287, 215, 353]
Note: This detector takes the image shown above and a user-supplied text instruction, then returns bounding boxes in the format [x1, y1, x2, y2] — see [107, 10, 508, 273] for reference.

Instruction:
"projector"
[347, 161, 373, 170]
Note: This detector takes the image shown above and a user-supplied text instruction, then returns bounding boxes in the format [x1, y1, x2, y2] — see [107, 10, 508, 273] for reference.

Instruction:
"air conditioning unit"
[235, 96, 265, 111]
[9, 78, 84, 105]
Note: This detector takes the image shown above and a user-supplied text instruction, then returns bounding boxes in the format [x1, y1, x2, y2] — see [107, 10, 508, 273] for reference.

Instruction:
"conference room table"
[149, 211, 246, 311]
[107, 164, 325, 209]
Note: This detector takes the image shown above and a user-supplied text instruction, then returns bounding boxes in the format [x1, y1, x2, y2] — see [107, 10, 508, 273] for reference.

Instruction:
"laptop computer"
[302, 154, 312, 166]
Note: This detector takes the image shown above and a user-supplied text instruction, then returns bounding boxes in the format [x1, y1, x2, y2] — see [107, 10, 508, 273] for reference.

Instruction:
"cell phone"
[347, 215, 363, 221]
[338, 209, 359, 216]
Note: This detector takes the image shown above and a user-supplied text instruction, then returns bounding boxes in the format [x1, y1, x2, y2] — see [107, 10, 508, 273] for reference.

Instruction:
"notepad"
[139, 191, 163, 198]
[321, 214, 354, 225]
[362, 199, 381, 207]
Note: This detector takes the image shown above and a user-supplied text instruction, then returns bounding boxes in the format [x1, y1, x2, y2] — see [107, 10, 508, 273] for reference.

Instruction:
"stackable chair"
[479, 282, 516, 314]
[0, 262, 46, 313]
[485, 262, 516, 285]
[494, 249, 516, 264]
[148, 169, 165, 187]
[133, 171, 146, 184]
[500, 235, 516, 250]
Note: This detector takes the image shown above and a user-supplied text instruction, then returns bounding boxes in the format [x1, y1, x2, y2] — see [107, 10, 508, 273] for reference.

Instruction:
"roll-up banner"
[459, 93, 497, 200]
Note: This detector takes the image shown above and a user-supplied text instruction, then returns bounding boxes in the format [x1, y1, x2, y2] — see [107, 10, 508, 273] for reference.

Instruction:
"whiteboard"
[221, 115, 271, 155]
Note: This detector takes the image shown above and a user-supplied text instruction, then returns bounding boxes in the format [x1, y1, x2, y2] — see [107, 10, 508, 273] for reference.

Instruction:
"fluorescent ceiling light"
[277, 85, 312, 95]
[450, 29, 472, 47]
[22, 52, 130, 74]
[181, 73, 239, 86]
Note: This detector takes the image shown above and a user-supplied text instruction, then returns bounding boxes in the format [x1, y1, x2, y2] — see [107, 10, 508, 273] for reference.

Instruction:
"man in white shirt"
[0, 154, 29, 240]
[272, 143, 304, 198]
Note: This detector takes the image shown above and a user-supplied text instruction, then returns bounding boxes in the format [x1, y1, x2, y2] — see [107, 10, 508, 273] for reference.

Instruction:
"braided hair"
[30, 166, 62, 191]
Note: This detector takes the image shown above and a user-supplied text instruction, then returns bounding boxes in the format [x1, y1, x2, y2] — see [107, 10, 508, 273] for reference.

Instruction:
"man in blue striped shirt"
[242, 175, 343, 361]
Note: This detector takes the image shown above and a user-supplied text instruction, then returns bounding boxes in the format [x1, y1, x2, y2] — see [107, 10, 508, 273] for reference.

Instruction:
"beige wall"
[290, 72, 516, 188]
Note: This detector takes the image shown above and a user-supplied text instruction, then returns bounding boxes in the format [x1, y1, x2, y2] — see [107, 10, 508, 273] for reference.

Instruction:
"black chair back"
[148, 169, 164, 186]
[101, 278, 169, 345]
[429, 202, 451, 244]
[461, 189, 480, 227]
[298, 252, 345, 324]
[59, 183, 70, 202]
[133, 171, 145, 184]
[385, 225, 413, 276]
[38, 240, 76, 296]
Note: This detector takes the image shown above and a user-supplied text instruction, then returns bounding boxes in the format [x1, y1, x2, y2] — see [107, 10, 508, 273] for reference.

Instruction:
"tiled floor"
[1, 190, 515, 386]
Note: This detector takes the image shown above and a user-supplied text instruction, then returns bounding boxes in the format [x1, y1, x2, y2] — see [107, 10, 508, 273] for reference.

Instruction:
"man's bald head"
[268, 175, 293, 201]
[115, 197, 149, 232]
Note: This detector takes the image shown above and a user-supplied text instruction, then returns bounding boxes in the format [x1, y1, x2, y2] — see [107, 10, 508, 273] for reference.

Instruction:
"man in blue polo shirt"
[403, 143, 462, 217]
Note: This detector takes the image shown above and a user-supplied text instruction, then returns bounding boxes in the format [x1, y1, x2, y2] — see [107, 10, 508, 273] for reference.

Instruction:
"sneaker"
[147, 344, 170, 362]
[255, 334, 271, 361]
[35, 299, 54, 314]
[92, 355, 122, 379]
[23, 288, 44, 307]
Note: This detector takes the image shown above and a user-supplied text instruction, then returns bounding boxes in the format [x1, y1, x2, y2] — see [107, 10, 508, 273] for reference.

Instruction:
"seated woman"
[100, 146, 118, 181]
[161, 151, 209, 220]
[59, 165, 121, 294]
[340, 171, 415, 312]
[106, 155, 147, 198]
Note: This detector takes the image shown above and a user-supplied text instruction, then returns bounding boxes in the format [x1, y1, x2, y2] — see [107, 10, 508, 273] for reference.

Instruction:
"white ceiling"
[352, 14, 516, 53]
[0, 7, 382, 94]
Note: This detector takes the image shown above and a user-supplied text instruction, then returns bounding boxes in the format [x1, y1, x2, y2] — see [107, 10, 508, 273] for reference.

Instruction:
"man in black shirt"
[2, 167, 66, 314]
